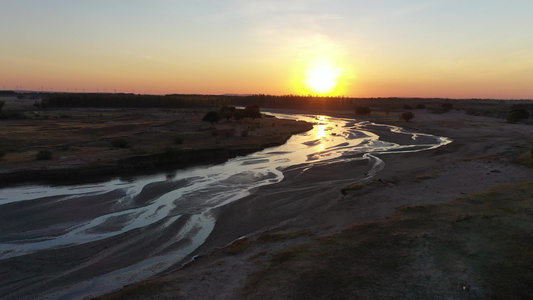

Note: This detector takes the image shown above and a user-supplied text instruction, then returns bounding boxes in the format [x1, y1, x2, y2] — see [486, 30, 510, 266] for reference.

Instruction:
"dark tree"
[245, 105, 261, 120]
[416, 103, 426, 109]
[233, 109, 245, 123]
[441, 102, 453, 110]
[0, 100, 4, 113]
[203, 111, 220, 124]
[36, 149, 52, 160]
[219, 105, 235, 121]
[355, 106, 371, 115]
[507, 107, 530, 123]
[403, 104, 413, 110]
[400, 111, 415, 122]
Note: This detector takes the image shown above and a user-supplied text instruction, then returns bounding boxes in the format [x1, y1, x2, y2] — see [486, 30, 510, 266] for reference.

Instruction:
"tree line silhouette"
[40, 93, 230, 108]
[39, 93, 441, 110]
[5, 92, 529, 123]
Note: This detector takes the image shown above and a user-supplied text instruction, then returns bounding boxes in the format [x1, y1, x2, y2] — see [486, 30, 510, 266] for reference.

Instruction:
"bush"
[174, 137, 184, 144]
[416, 104, 426, 109]
[241, 129, 249, 137]
[442, 102, 453, 110]
[164, 146, 179, 160]
[233, 109, 245, 122]
[400, 111, 415, 122]
[36, 149, 52, 160]
[403, 104, 413, 110]
[111, 138, 130, 148]
[203, 111, 220, 124]
[245, 105, 262, 119]
[219, 106, 235, 121]
[0, 100, 4, 113]
[0, 150, 6, 159]
[0, 111, 26, 120]
[506, 107, 529, 123]
[225, 130, 235, 138]
[355, 106, 371, 115]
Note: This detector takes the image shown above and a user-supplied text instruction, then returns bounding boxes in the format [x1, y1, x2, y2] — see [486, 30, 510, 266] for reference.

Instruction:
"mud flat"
[100, 108, 533, 300]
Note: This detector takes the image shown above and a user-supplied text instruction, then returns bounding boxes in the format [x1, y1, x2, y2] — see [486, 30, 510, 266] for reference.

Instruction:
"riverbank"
[101, 108, 533, 299]
[0, 104, 312, 186]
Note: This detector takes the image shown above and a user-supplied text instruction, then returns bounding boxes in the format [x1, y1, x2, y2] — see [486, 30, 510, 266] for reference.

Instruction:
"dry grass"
[94, 282, 165, 300]
[340, 183, 365, 195]
[242, 182, 533, 300]
[222, 230, 312, 255]
[222, 237, 252, 255]
[515, 149, 533, 168]
[415, 173, 438, 182]
[0, 104, 312, 182]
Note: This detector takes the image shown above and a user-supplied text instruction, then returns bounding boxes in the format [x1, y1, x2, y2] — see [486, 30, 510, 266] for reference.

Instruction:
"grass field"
[242, 182, 533, 299]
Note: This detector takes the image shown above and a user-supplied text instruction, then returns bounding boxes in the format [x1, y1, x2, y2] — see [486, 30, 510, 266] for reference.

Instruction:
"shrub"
[234, 109, 245, 122]
[219, 106, 235, 121]
[174, 137, 184, 145]
[36, 149, 52, 160]
[400, 111, 415, 122]
[0, 150, 6, 159]
[245, 105, 262, 119]
[416, 104, 426, 109]
[442, 102, 453, 110]
[164, 146, 179, 160]
[0, 100, 4, 113]
[0, 111, 26, 120]
[506, 108, 529, 123]
[225, 130, 235, 138]
[355, 106, 371, 115]
[241, 129, 249, 137]
[403, 104, 413, 110]
[203, 111, 220, 124]
[111, 138, 130, 148]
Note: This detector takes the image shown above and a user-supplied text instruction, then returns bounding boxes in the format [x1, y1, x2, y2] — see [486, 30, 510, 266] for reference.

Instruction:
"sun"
[303, 59, 342, 95]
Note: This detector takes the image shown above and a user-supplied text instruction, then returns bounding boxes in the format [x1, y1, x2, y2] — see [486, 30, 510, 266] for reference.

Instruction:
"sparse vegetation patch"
[174, 137, 184, 145]
[222, 237, 251, 255]
[111, 138, 130, 149]
[400, 111, 415, 122]
[415, 173, 438, 180]
[515, 149, 533, 168]
[35, 149, 52, 160]
[243, 182, 533, 299]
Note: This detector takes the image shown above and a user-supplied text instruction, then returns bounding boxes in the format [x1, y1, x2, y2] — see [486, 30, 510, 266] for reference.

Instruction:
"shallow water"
[0, 111, 451, 299]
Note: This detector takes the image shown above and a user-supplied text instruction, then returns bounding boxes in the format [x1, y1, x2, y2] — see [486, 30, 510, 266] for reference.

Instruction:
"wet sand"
[100, 109, 533, 299]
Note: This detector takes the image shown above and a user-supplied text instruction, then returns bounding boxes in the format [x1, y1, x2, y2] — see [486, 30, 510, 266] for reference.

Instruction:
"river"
[0, 111, 451, 299]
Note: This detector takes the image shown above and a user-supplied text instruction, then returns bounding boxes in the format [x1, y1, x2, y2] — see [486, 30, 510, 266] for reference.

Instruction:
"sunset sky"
[1, 1, 532, 99]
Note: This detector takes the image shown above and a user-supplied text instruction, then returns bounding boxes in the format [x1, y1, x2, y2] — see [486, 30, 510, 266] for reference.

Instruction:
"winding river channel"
[0, 111, 451, 299]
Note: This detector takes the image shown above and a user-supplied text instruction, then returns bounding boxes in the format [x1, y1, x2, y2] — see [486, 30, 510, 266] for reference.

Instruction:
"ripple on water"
[303, 139, 322, 146]
[240, 158, 270, 166]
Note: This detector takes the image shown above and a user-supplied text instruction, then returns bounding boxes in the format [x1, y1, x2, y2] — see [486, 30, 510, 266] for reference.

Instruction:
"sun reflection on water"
[315, 115, 327, 139]
[315, 116, 328, 152]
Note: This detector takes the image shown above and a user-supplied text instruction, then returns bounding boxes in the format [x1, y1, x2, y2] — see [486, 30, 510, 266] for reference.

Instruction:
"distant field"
[0, 96, 312, 185]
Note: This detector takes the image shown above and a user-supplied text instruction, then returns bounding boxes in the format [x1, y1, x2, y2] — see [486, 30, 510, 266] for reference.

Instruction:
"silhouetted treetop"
[203, 111, 221, 124]
[355, 106, 371, 115]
